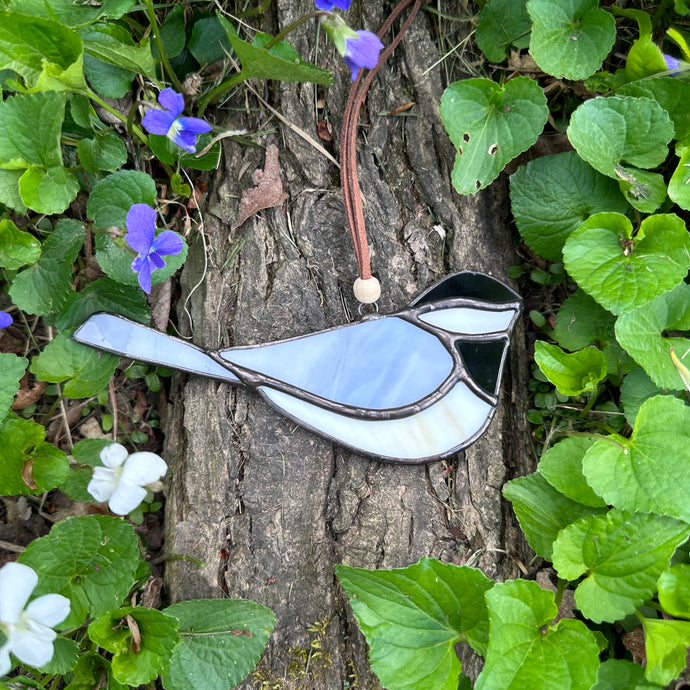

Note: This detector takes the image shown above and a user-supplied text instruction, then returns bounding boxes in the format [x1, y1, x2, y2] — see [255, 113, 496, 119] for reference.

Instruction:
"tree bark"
[164, 2, 533, 686]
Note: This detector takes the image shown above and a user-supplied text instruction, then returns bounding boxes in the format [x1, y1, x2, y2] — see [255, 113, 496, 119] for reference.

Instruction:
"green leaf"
[335, 558, 493, 689]
[2, 0, 136, 26]
[0, 12, 86, 92]
[10, 219, 86, 315]
[219, 18, 332, 85]
[147, 132, 221, 170]
[668, 147, 690, 210]
[552, 509, 690, 622]
[19, 514, 141, 628]
[96, 231, 188, 289]
[30, 332, 119, 398]
[0, 352, 27, 424]
[625, 36, 668, 80]
[475, 0, 530, 62]
[88, 606, 179, 686]
[534, 341, 607, 396]
[54, 277, 150, 331]
[0, 219, 40, 269]
[563, 212, 690, 315]
[503, 472, 606, 560]
[641, 618, 690, 686]
[553, 289, 617, 351]
[64, 651, 127, 690]
[18, 163, 80, 215]
[86, 169, 157, 229]
[658, 564, 690, 620]
[153, 5, 185, 60]
[475, 580, 600, 690]
[38, 636, 79, 674]
[77, 131, 128, 174]
[80, 23, 155, 78]
[619, 367, 676, 426]
[615, 283, 690, 390]
[619, 78, 690, 148]
[592, 658, 651, 690]
[583, 396, 690, 521]
[188, 16, 233, 66]
[0, 413, 68, 495]
[567, 96, 674, 178]
[538, 436, 607, 507]
[0, 169, 26, 213]
[161, 599, 275, 690]
[526, 0, 616, 80]
[617, 167, 666, 213]
[83, 53, 134, 99]
[509, 151, 628, 261]
[440, 76, 548, 194]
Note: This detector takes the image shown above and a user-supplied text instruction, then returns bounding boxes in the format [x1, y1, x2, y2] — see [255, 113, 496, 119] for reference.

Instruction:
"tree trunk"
[164, 2, 533, 686]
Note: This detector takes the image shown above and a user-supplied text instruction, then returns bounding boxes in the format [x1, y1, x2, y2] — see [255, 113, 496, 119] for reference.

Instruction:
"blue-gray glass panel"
[220, 316, 453, 409]
[419, 308, 516, 335]
[260, 381, 492, 460]
[73, 313, 241, 383]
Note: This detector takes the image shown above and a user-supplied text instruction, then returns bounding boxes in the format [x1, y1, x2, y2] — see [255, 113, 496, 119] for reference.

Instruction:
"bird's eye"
[456, 339, 508, 395]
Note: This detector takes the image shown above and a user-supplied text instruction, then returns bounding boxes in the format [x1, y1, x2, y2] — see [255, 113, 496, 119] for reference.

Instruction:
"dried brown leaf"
[233, 144, 288, 229]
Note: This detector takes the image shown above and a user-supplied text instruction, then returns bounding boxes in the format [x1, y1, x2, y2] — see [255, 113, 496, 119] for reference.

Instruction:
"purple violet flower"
[664, 54, 682, 73]
[142, 88, 212, 154]
[315, 0, 351, 9]
[125, 204, 183, 294]
[343, 30, 384, 80]
[0, 312, 11, 328]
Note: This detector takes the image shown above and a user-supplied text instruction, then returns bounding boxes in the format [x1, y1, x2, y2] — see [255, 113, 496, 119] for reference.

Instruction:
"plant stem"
[87, 89, 148, 146]
[197, 72, 246, 117]
[143, 0, 185, 93]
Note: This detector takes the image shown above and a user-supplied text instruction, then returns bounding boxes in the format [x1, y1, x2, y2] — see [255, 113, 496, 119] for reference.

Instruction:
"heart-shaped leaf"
[503, 473, 605, 560]
[615, 283, 690, 390]
[553, 289, 617, 351]
[440, 76, 547, 194]
[510, 151, 628, 260]
[553, 509, 690, 623]
[534, 341, 607, 395]
[658, 564, 690, 619]
[619, 366, 679, 426]
[567, 96, 674, 179]
[617, 167, 666, 213]
[475, 0, 531, 62]
[563, 212, 690, 315]
[527, 0, 616, 80]
[538, 436, 607, 508]
[619, 77, 690, 148]
[582, 395, 690, 522]
[475, 580, 600, 689]
[335, 558, 493, 689]
[161, 599, 275, 690]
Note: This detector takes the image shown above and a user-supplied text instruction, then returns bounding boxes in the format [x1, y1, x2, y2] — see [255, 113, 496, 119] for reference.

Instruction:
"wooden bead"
[353, 277, 381, 304]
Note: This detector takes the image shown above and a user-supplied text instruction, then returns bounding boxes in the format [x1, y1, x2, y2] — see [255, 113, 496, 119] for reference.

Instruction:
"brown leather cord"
[340, 0, 423, 283]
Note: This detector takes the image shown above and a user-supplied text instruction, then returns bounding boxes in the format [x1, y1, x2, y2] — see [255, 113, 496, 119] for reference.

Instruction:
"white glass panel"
[419, 308, 516, 335]
[221, 317, 453, 409]
[74, 313, 240, 383]
[260, 382, 492, 461]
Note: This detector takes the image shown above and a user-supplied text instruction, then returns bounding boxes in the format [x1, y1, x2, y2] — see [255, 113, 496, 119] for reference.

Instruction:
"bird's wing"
[219, 316, 454, 411]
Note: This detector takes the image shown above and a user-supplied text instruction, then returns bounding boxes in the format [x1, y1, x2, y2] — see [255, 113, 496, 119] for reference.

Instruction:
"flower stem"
[197, 72, 247, 117]
[143, 0, 185, 94]
[87, 89, 148, 146]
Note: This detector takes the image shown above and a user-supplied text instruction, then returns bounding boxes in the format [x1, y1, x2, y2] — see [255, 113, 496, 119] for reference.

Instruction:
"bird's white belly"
[259, 382, 493, 462]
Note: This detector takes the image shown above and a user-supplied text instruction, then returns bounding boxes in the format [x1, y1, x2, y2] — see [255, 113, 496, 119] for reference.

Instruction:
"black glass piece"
[411, 272, 520, 307]
[456, 339, 508, 395]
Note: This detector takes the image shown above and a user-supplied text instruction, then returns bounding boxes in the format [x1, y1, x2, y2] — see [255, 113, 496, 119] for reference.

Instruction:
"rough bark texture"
[164, 2, 533, 686]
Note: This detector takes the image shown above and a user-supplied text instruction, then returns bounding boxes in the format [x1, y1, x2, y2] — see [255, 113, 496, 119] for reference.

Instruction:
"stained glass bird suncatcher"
[73, 271, 521, 464]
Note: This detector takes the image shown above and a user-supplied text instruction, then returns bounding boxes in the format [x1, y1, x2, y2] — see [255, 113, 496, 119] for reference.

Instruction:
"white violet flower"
[0, 562, 70, 676]
[87, 443, 167, 515]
